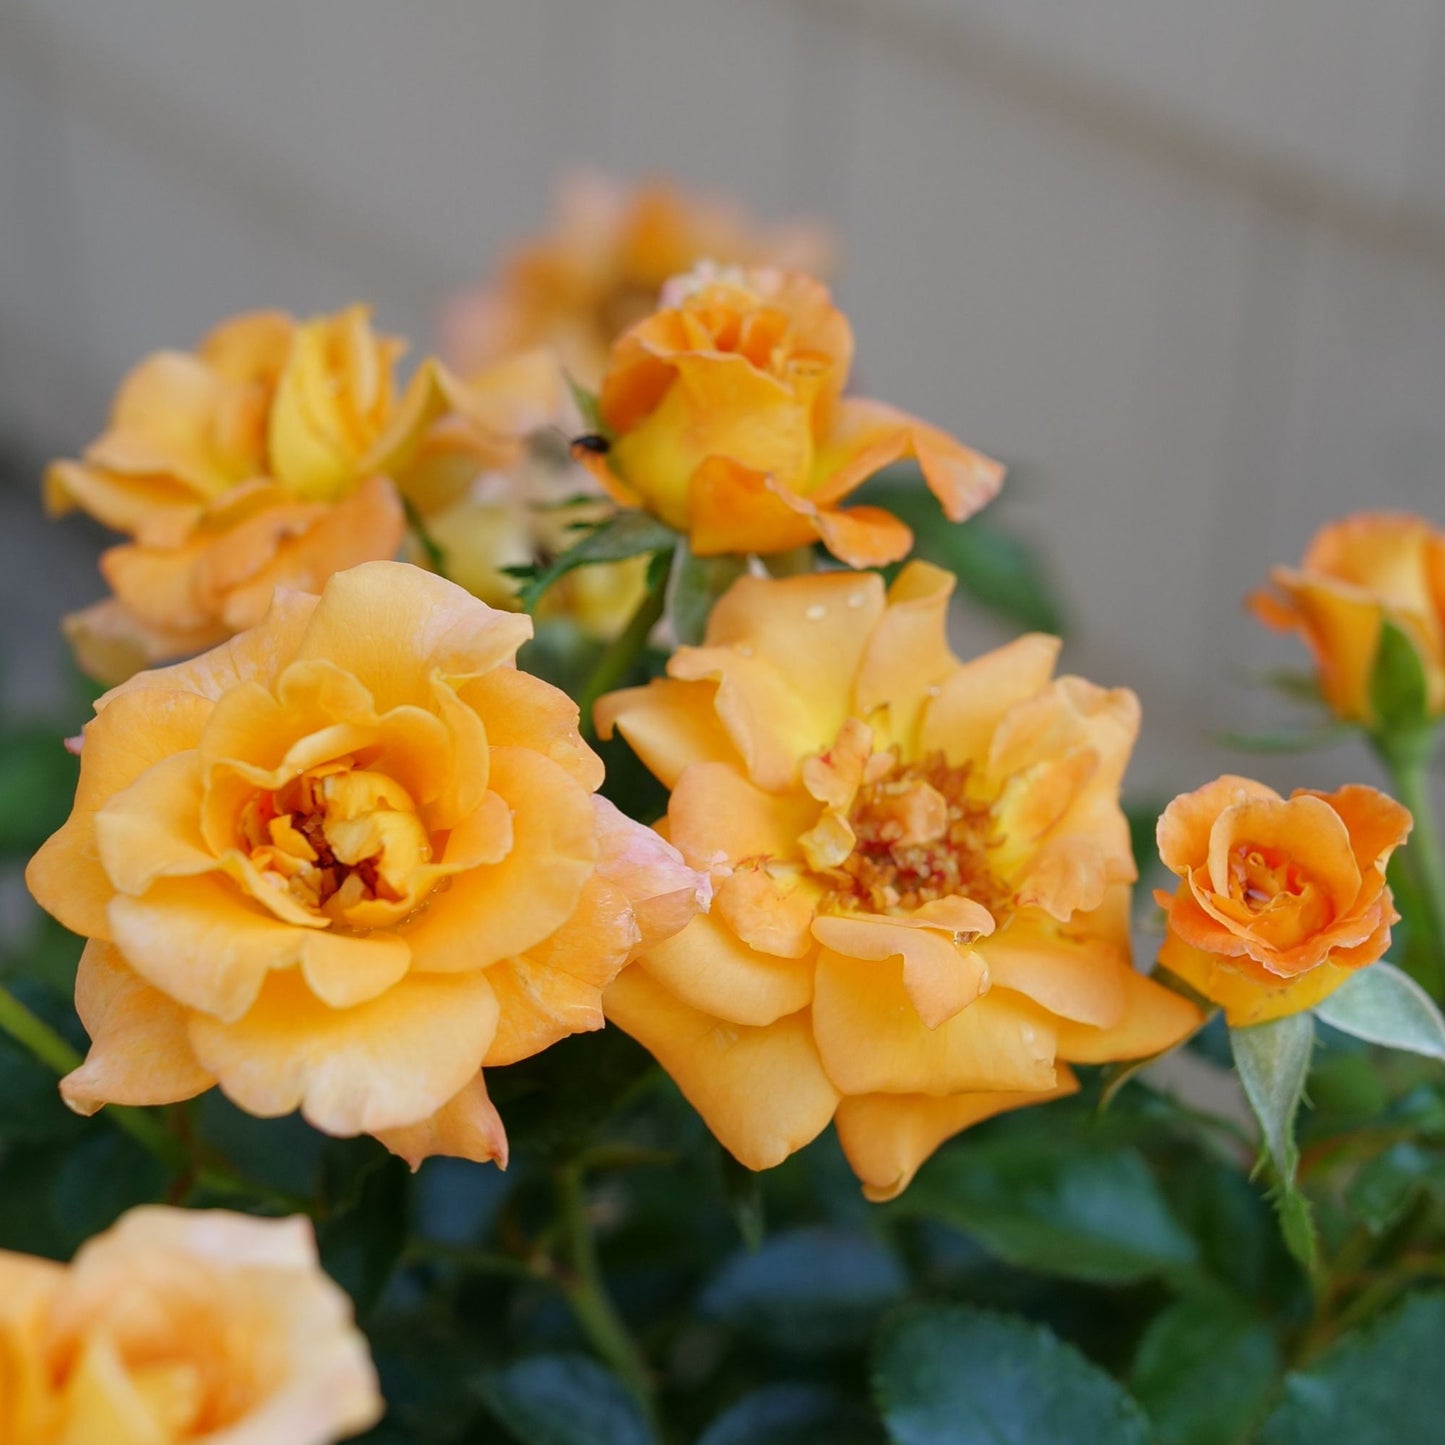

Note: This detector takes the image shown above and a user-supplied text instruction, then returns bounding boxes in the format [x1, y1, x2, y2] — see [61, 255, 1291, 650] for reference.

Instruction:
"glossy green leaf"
[517, 511, 675, 612]
[698, 1385, 882, 1445]
[477, 1354, 654, 1445]
[1345, 1141, 1445, 1234]
[0, 728, 78, 856]
[317, 1146, 411, 1315]
[890, 1140, 1197, 1284]
[699, 1226, 907, 1355]
[874, 1305, 1150, 1445]
[1314, 962, 1445, 1060]
[1130, 1291, 1280, 1445]
[1260, 1292, 1445, 1443]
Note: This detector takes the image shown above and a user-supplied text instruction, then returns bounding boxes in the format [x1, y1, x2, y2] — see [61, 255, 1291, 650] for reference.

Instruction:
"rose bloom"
[1250, 512, 1445, 724]
[443, 171, 834, 388]
[48, 306, 451, 684]
[596, 562, 1200, 1200]
[25, 561, 704, 1166]
[0, 1207, 379, 1444]
[403, 347, 648, 639]
[576, 266, 1005, 569]
[1155, 775, 1411, 1025]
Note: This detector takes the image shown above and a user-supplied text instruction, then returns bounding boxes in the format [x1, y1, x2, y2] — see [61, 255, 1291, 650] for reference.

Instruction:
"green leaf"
[477, 1354, 654, 1445]
[564, 374, 606, 436]
[1314, 962, 1445, 1059]
[890, 1140, 1197, 1284]
[855, 469, 1066, 633]
[1370, 617, 1430, 733]
[718, 1146, 765, 1252]
[698, 1385, 882, 1445]
[316, 1146, 411, 1315]
[517, 511, 676, 612]
[699, 1226, 907, 1355]
[1230, 1014, 1314, 1182]
[1259, 1292, 1445, 1444]
[1230, 1014, 1317, 1273]
[670, 546, 748, 646]
[1345, 1141, 1445, 1234]
[1130, 1291, 1280, 1445]
[873, 1305, 1150, 1445]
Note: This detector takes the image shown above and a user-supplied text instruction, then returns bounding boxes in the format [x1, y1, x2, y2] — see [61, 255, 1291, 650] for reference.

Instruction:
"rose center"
[1227, 843, 1307, 912]
[828, 753, 1011, 916]
[240, 759, 432, 924]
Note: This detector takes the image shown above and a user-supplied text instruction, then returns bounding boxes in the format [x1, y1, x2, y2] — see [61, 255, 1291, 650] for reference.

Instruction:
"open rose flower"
[47, 306, 453, 683]
[575, 266, 1005, 569]
[596, 563, 1200, 1200]
[1250, 512, 1445, 725]
[26, 561, 705, 1167]
[443, 171, 834, 388]
[1155, 775, 1411, 1025]
[0, 1207, 380, 1444]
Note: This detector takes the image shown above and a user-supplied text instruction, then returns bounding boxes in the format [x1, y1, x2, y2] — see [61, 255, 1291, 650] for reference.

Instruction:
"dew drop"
[805, 604, 827, 621]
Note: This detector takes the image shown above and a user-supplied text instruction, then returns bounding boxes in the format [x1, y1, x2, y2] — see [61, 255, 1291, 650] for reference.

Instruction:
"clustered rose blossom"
[26, 561, 706, 1166]
[444, 172, 834, 388]
[597, 562, 1200, 1199]
[1155, 775, 1411, 1024]
[577, 266, 1005, 568]
[0, 1207, 380, 1444]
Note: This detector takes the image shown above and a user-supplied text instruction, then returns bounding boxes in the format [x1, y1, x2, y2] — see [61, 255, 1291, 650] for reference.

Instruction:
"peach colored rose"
[1250, 512, 1445, 725]
[48, 307, 451, 683]
[597, 562, 1199, 1200]
[576, 266, 1004, 569]
[26, 561, 705, 1167]
[1155, 775, 1411, 1025]
[443, 171, 834, 388]
[0, 1207, 379, 1443]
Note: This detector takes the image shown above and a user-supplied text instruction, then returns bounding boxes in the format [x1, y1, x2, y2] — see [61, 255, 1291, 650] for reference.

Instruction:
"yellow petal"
[1054, 958, 1203, 1060]
[811, 949, 1057, 1096]
[374, 1073, 508, 1170]
[595, 677, 740, 790]
[60, 942, 215, 1115]
[637, 912, 815, 1027]
[835, 1071, 1079, 1202]
[919, 634, 1062, 765]
[188, 968, 499, 1135]
[604, 966, 839, 1170]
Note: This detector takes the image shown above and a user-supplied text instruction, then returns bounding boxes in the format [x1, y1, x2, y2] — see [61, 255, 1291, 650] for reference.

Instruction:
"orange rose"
[1155, 775, 1411, 1025]
[596, 563, 1199, 1200]
[576, 266, 1004, 569]
[443, 171, 834, 388]
[26, 561, 705, 1167]
[0, 1206, 380, 1443]
[48, 307, 451, 683]
[1250, 512, 1445, 724]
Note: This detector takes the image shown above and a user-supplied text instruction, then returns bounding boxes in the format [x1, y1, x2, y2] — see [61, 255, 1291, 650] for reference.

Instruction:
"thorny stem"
[555, 1159, 657, 1426]
[576, 549, 673, 739]
[1373, 731, 1445, 997]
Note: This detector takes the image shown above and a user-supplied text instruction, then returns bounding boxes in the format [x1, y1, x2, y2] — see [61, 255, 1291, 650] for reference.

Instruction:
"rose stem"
[1373, 731, 1445, 997]
[554, 1158, 658, 1425]
[576, 547, 674, 739]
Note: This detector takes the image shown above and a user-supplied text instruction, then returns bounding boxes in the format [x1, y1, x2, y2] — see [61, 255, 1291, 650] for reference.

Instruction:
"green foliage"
[856, 467, 1066, 633]
[670, 545, 749, 645]
[890, 1123, 1197, 1285]
[873, 1305, 1151, 1444]
[698, 1384, 883, 1445]
[478, 1354, 654, 1445]
[1314, 963, 1445, 1060]
[517, 510, 676, 612]
[1130, 1289, 1280, 1445]
[1369, 618, 1431, 736]
[1259, 1292, 1445, 1444]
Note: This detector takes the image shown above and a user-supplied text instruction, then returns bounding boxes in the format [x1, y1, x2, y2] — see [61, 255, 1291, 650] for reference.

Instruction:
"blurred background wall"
[3, 0, 1444, 798]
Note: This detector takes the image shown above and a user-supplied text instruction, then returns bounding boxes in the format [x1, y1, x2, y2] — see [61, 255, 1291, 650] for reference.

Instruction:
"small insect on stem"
[569, 433, 612, 461]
